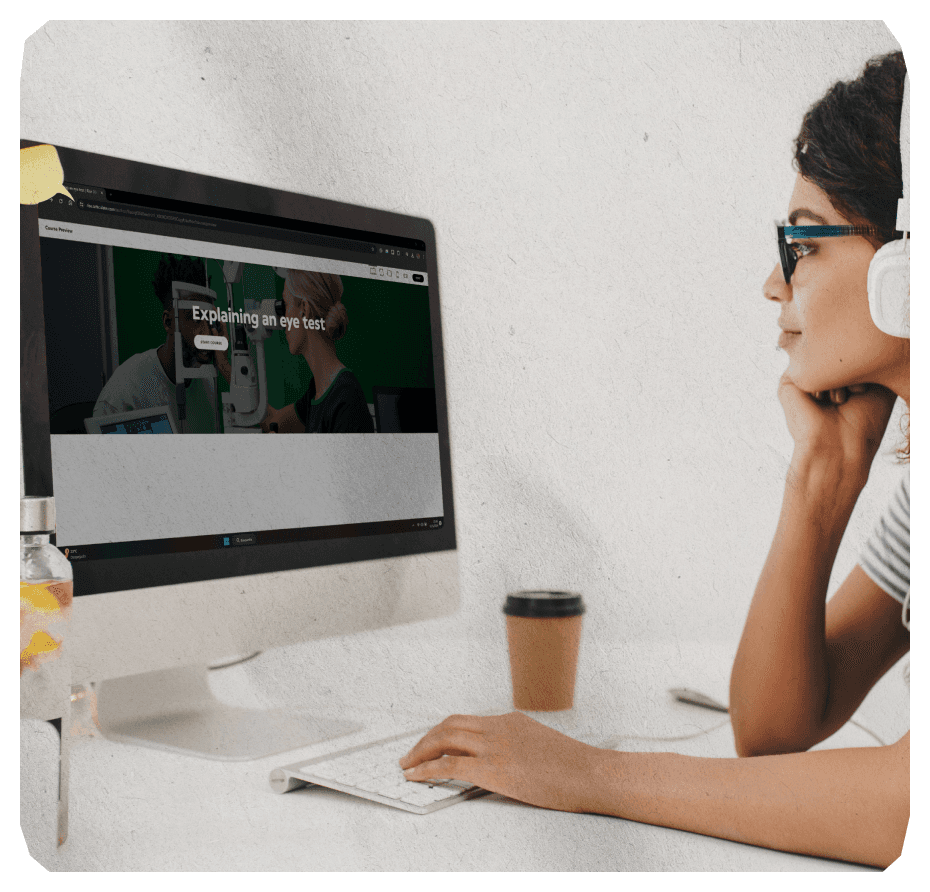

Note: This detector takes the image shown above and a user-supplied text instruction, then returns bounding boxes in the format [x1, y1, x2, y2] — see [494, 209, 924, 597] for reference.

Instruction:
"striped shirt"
[860, 469, 910, 630]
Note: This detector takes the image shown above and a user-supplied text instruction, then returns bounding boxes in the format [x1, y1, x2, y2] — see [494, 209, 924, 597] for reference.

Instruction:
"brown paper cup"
[504, 592, 584, 711]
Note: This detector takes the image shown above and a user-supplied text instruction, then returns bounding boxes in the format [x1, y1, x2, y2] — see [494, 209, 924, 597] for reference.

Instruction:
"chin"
[786, 361, 854, 395]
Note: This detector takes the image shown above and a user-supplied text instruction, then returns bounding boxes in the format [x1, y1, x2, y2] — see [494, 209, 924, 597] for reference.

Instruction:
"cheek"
[789, 265, 873, 381]
[802, 256, 872, 339]
[795, 284, 901, 389]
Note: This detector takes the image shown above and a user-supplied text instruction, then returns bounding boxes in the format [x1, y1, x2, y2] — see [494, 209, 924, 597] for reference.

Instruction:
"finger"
[399, 713, 494, 767]
[399, 727, 485, 769]
[437, 713, 493, 733]
[402, 754, 482, 786]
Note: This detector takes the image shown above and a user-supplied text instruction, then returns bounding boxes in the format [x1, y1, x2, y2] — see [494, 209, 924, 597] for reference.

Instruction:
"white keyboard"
[269, 730, 487, 814]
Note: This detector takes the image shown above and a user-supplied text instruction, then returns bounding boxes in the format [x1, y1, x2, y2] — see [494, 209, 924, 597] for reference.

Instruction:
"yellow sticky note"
[21, 144, 74, 205]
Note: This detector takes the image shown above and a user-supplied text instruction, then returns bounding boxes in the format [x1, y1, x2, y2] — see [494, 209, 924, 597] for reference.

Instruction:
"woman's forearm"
[588, 733, 908, 868]
[730, 451, 867, 755]
[261, 404, 305, 433]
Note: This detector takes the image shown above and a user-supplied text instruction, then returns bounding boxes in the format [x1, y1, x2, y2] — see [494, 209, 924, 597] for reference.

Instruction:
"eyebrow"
[788, 208, 829, 226]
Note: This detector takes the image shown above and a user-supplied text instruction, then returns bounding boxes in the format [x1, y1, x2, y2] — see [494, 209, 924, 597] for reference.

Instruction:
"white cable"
[597, 688, 888, 750]
[208, 651, 263, 670]
[849, 720, 886, 747]
[599, 719, 731, 750]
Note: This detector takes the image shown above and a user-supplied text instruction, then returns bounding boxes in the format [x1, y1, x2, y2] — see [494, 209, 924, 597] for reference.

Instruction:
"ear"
[163, 306, 174, 333]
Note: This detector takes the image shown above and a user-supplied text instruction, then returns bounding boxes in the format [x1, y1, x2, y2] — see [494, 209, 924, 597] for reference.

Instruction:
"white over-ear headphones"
[867, 72, 910, 338]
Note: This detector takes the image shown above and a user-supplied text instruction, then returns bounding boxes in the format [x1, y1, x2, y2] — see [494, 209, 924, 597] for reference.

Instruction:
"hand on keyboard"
[271, 730, 482, 814]
[400, 711, 606, 814]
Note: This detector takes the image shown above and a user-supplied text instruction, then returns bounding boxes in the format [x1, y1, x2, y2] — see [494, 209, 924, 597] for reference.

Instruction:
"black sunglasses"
[777, 223, 880, 284]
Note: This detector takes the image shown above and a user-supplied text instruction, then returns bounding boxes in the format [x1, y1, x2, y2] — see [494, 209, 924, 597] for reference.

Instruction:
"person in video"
[261, 269, 374, 433]
[399, 52, 910, 868]
[93, 254, 230, 432]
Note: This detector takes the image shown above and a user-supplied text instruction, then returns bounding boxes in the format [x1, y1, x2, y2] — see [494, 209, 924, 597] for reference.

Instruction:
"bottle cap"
[503, 591, 585, 618]
[21, 496, 56, 533]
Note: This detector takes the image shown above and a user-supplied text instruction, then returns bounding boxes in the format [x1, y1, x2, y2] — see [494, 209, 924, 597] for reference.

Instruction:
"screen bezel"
[20, 140, 457, 597]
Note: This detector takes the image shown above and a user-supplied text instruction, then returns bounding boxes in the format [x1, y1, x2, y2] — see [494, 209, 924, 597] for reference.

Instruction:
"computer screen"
[23, 142, 456, 594]
[20, 142, 459, 758]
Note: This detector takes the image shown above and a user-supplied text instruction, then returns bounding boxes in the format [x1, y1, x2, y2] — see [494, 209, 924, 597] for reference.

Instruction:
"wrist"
[787, 449, 869, 500]
[782, 451, 865, 549]
[584, 749, 673, 821]
[584, 747, 629, 817]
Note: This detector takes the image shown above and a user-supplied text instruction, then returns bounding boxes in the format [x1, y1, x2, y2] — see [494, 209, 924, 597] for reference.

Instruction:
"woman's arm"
[730, 448, 860, 756]
[594, 731, 909, 869]
[260, 404, 305, 433]
[729, 455, 909, 755]
[400, 713, 909, 869]
[729, 377, 902, 756]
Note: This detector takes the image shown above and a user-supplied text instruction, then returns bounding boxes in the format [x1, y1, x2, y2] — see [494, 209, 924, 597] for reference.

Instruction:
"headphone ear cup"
[868, 239, 910, 338]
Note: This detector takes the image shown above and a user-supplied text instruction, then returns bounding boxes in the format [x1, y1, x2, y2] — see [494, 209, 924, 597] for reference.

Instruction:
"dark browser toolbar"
[64, 184, 107, 199]
[39, 183, 428, 272]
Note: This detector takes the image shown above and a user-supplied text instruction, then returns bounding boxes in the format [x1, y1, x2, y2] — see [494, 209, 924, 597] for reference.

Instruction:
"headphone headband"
[867, 69, 909, 338]
[896, 74, 909, 233]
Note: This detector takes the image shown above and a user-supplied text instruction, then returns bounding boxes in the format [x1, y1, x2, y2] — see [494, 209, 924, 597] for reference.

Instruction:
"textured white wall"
[21, 19, 905, 666]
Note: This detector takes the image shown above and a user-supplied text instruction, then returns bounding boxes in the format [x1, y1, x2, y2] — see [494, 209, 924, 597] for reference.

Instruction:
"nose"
[763, 264, 789, 303]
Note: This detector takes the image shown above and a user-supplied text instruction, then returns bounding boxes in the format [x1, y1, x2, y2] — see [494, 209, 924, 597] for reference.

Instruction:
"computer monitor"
[20, 141, 459, 760]
[373, 387, 440, 434]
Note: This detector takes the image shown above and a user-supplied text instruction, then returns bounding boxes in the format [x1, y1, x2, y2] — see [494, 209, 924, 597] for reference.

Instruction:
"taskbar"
[59, 516, 446, 563]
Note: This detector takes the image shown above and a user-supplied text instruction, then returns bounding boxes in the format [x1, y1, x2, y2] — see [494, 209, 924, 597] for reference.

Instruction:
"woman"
[398, 52, 910, 868]
[261, 269, 374, 433]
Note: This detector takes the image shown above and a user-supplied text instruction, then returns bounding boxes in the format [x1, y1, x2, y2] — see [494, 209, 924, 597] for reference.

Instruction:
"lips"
[778, 330, 801, 348]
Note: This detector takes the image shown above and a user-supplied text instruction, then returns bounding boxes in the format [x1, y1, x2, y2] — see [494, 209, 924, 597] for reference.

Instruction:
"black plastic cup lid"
[503, 591, 585, 618]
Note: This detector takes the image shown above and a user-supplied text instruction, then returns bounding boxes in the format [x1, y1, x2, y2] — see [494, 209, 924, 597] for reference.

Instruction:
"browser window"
[37, 185, 445, 562]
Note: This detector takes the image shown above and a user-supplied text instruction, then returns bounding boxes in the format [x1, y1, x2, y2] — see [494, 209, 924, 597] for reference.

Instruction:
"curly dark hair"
[794, 50, 907, 249]
[151, 254, 209, 310]
[796, 50, 909, 461]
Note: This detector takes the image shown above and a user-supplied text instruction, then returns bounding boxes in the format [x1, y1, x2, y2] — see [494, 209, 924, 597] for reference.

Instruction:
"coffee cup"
[503, 591, 584, 711]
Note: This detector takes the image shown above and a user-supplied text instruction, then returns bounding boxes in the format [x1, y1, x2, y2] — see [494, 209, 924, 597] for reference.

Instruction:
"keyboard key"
[399, 786, 440, 805]
[313, 766, 342, 781]
[377, 781, 411, 800]
[426, 785, 461, 800]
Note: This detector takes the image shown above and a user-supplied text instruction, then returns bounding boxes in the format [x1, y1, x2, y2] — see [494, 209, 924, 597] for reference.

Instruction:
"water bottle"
[20, 496, 71, 846]
[21, 496, 73, 718]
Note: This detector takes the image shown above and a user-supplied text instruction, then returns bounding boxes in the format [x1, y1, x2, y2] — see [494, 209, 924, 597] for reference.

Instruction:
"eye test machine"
[170, 269, 286, 435]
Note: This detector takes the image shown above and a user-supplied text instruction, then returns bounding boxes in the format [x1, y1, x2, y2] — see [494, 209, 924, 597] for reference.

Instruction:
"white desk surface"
[21, 620, 888, 871]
